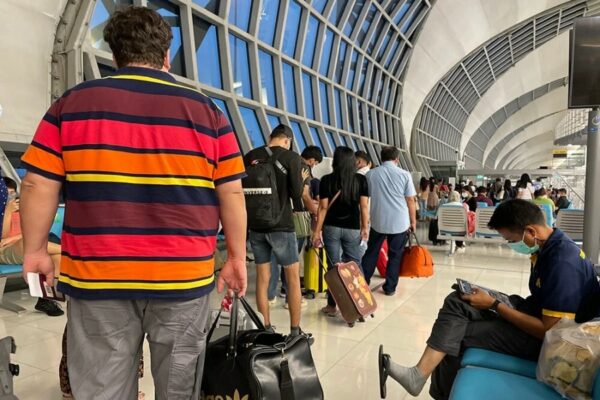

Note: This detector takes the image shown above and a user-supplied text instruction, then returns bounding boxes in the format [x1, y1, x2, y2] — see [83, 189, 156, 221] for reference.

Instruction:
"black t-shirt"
[319, 173, 369, 230]
[243, 146, 304, 232]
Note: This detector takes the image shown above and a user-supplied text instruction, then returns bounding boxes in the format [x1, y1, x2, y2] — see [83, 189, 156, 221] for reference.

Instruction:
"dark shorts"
[249, 231, 299, 266]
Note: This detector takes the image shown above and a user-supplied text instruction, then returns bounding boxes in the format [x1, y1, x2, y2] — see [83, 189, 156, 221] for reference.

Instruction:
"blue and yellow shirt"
[522, 229, 600, 322]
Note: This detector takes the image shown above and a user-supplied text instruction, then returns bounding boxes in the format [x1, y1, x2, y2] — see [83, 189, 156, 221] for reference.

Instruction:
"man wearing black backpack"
[243, 125, 307, 336]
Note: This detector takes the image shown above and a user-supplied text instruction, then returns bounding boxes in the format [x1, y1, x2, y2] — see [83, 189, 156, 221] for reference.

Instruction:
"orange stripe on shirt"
[214, 156, 245, 181]
[21, 146, 65, 177]
[63, 149, 214, 177]
[61, 257, 215, 281]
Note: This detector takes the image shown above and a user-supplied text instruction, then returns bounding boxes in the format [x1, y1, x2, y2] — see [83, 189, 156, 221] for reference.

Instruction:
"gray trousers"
[427, 292, 542, 400]
[67, 296, 209, 400]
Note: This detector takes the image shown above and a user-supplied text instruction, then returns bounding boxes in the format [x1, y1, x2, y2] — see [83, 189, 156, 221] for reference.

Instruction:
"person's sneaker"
[455, 246, 466, 254]
[278, 288, 287, 298]
[35, 298, 64, 317]
[283, 298, 307, 309]
[268, 297, 277, 306]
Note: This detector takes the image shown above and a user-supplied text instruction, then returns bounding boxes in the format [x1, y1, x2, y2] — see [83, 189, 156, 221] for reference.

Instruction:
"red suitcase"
[376, 240, 389, 277]
[325, 261, 378, 327]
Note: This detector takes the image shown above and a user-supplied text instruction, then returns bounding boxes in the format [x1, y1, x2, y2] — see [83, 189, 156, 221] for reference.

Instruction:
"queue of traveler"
[12, 6, 599, 400]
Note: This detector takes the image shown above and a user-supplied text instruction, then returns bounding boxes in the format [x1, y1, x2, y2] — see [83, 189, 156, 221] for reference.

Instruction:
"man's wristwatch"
[490, 299, 501, 312]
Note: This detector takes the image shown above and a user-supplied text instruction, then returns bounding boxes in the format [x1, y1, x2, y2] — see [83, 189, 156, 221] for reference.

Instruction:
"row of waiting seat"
[0, 206, 64, 314]
[450, 347, 600, 399]
[437, 205, 585, 254]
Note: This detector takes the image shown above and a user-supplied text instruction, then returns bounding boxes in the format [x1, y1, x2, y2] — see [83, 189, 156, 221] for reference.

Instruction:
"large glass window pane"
[229, 34, 253, 98]
[367, 19, 386, 54]
[334, 89, 343, 128]
[335, 39, 348, 84]
[266, 114, 280, 130]
[258, 50, 277, 107]
[282, 0, 302, 57]
[289, 121, 308, 151]
[90, 0, 133, 51]
[193, 18, 222, 89]
[356, 5, 377, 46]
[326, 130, 337, 151]
[393, 0, 414, 25]
[384, 38, 401, 68]
[319, 81, 330, 125]
[149, 0, 185, 77]
[347, 49, 358, 89]
[347, 95, 355, 133]
[309, 126, 325, 152]
[358, 58, 368, 95]
[402, 2, 424, 34]
[339, 134, 349, 147]
[282, 62, 297, 114]
[210, 97, 232, 123]
[376, 29, 394, 62]
[302, 73, 315, 120]
[319, 29, 335, 76]
[302, 15, 320, 67]
[329, 0, 349, 26]
[258, 0, 279, 46]
[344, 0, 367, 37]
[312, 0, 328, 13]
[239, 106, 265, 148]
[192, 0, 220, 14]
[229, 0, 252, 31]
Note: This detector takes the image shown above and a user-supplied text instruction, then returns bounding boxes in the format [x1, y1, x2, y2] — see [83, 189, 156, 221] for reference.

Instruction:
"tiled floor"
[3, 229, 532, 399]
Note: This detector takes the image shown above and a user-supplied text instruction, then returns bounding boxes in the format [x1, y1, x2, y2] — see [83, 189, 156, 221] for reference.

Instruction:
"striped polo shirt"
[21, 66, 245, 300]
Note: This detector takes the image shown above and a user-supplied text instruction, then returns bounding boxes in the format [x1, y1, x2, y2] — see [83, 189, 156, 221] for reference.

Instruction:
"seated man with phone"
[378, 200, 600, 399]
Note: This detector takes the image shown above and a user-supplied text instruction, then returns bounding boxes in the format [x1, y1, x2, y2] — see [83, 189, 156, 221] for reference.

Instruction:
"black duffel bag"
[200, 295, 323, 400]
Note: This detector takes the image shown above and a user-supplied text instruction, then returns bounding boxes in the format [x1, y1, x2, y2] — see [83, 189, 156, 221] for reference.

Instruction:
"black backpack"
[242, 147, 287, 230]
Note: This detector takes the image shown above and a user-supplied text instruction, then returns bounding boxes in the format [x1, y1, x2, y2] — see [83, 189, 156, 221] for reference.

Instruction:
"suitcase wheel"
[304, 292, 316, 300]
[347, 322, 355, 328]
[371, 314, 375, 318]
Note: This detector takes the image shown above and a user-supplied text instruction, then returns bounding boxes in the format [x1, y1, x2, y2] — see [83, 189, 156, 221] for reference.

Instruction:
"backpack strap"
[265, 147, 287, 175]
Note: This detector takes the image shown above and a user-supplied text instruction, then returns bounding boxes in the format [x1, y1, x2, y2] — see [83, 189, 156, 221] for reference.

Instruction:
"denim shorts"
[249, 230, 299, 266]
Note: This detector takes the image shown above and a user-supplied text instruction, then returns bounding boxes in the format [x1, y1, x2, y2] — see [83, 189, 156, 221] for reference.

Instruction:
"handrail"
[553, 171, 585, 205]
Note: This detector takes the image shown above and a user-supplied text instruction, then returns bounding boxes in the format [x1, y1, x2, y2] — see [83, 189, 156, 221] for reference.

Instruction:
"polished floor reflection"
[4, 228, 530, 399]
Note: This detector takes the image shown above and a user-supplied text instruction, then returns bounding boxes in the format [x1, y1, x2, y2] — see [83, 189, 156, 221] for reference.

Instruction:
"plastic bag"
[537, 318, 600, 400]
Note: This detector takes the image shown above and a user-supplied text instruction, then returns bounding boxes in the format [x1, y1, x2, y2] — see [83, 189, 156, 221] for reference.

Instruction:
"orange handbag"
[400, 232, 434, 278]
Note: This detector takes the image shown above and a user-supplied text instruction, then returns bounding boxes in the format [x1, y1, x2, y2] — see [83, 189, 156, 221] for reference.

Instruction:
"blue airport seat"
[461, 348, 537, 378]
[50, 205, 65, 239]
[0, 265, 22, 275]
[476, 202, 488, 208]
[449, 368, 562, 400]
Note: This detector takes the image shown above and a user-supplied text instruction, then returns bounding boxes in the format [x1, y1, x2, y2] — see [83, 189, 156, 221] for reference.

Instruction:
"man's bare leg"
[255, 263, 271, 327]
[283, 263, 301, 330]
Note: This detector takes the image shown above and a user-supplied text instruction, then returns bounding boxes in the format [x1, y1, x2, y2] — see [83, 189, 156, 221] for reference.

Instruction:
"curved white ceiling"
[483, 85, 568, 162]
[501, 132, 556, 169]
[494, 112, 566, 168]
[401, 0, 570, 146]
[460, 32, 569, 154]
[509, 150, 556, 169]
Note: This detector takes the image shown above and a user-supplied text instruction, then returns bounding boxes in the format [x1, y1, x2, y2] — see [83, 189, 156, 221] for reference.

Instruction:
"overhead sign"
[553, 149, 568, 158]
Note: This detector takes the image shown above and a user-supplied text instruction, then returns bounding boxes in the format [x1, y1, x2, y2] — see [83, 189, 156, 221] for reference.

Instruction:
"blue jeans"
[361, 229, 408, 293]
[322, 225, 362, 308]
[267, 238, 305, 300]
[418, 199, 427, 219]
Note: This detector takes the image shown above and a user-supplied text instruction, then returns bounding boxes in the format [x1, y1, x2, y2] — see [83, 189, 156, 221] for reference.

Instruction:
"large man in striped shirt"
[19, 7, 247, 399]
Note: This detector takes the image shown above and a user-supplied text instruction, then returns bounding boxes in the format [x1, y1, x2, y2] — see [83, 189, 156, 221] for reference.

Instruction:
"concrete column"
[583, 108, 600, 264]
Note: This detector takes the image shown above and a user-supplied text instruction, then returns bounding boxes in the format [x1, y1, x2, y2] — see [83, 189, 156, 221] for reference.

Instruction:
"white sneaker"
[455, 246, 466, 254]
[268, 298, 277, 306]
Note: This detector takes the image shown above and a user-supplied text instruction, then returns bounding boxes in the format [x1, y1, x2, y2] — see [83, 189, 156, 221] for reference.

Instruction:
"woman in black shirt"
[312, 147, 369, 317]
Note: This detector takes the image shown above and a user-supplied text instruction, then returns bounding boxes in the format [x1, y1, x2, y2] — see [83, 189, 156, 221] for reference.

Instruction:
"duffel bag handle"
[406, 230, 421, 247]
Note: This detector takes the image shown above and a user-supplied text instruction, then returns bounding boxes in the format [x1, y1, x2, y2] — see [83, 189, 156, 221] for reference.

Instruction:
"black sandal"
[379, 345, 390, 399]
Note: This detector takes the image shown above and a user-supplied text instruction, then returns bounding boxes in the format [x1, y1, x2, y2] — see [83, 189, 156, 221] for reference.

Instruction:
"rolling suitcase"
[376, 240, 389, 277]
[304, 246, 328, 293]
[325, 261, 377, 327]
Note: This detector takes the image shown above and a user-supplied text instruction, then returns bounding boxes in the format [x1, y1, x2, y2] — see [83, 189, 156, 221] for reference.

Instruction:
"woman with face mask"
[378, 200, 600, 400]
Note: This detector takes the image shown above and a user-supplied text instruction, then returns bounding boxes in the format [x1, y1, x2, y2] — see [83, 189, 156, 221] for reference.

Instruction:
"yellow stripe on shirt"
[66, 173, 215, 188]
[58, 274, 215, 291]
[542, 309, 576, 319]
[109, 74, 195, 92]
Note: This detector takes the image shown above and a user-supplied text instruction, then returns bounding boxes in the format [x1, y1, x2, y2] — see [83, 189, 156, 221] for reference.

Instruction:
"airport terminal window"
[282, 62, 298, 114]
[266, 113, 281, 130]
[210, 97, 233, 125]
[149, 0, 185, 77]
[334, 88, 343, 129]
[302, 72, 315, 120]
[312, 0, 328, 13]
[193, 18, 222, 89]
[338, 133, 348, 147]
[384, 37, 401, 68]
[319, 28, 335, 76]
[258, 0, 279, 46]
[357, 4, 377, 46]
[90, 0, 133, 51]
[302, 15, 320, 68]
[347, 95, 355, 133]
[238, 106, 265, 148]
[319, 80, 330, 125]
[282, 0, 302, 58]
[401, 1, 422, 33]
[289, 120, 308, 151]
[329, 0, 349, 26]
[229, 0, 252, 32]
[326, 130, 337, 151]
[347, 49, 358, 90]
[334, 39, 348, 84]
[377, 29, 394, 62]
[229, 34, 253, 99]
[309, 126, 326, 153]
[192, 0, 219, 14]
[393, 0, 414, 25]
[367, 18, 386, 54]
[358, 58, 368, 95]
[258, 50, 277, 107]
[344, 0, 367, 37]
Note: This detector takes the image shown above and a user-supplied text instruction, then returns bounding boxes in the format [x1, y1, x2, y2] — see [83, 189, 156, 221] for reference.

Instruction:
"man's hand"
[461, 288, 496, 310]
[409, 221, 417, 232]
[6, 199, 19, 214]
[23, 252, 55, 286]
[217, 257, 247, 297]
[301, 168, 310, 182]
[360, 228, 369, 242]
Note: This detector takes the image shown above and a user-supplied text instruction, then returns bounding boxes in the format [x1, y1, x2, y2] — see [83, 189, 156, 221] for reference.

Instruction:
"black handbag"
[200, 295, 324, 400]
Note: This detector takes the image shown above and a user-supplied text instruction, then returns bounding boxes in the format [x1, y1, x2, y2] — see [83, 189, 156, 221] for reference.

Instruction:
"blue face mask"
[508, 232, 539, 255]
